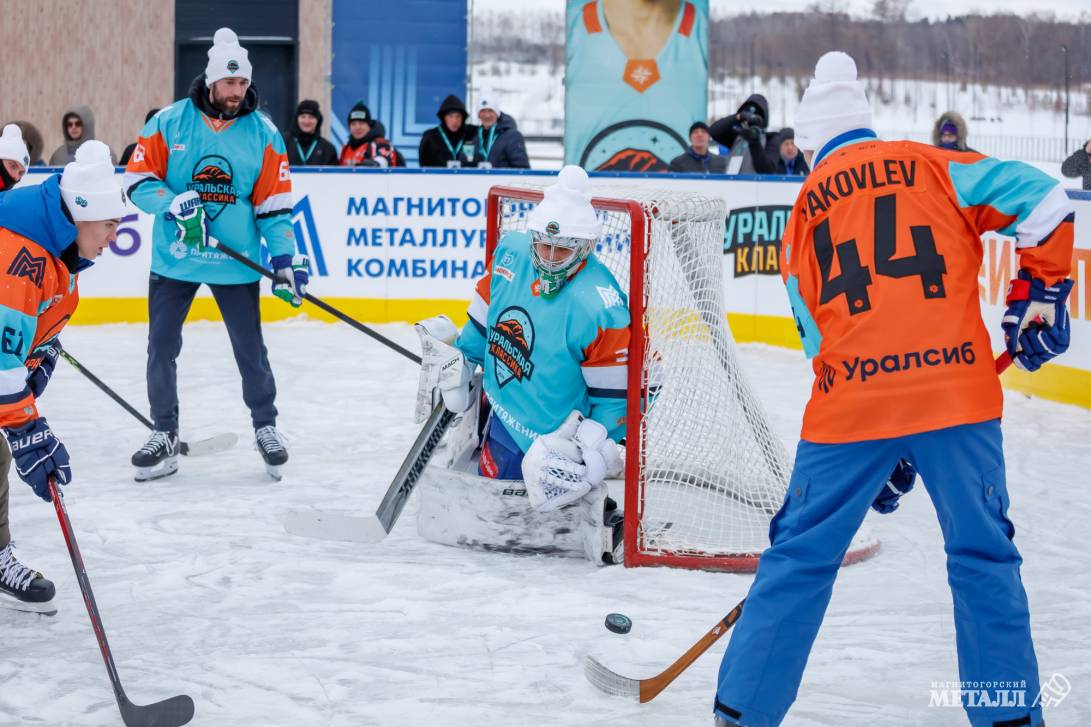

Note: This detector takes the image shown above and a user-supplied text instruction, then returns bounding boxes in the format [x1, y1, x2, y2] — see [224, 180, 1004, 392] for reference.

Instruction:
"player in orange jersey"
[0, 141, 127, 614]
[713, 52, 1073, 727]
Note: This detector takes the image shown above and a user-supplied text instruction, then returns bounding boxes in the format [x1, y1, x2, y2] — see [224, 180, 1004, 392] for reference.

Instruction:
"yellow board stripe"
[69, 301, 1091, 411]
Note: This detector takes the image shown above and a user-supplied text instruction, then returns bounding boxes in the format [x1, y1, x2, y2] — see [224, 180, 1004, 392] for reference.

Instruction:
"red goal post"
[485, 184, 880, 571]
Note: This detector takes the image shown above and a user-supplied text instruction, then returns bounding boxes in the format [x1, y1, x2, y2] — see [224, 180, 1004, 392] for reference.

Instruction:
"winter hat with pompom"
[527, 165, 601, 241]
[205, 28, 252, 84]
[0, 124, 30, 170]
[60, 140, 128, 221]
[794, 51, 872, 154]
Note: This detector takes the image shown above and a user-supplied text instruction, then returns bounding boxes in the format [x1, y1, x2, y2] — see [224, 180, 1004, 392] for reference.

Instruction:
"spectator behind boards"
[419, 95, 477, 168]
[285, 100, 338, 166]
[1062, 137, 1091, 190]
[668, 122, 726, 173]
[709, 94, 779, 175]
[338, 101, 404, 168]
[120, 109, 161, 166]
[8, 121, 44, 167]
[471, 93, 529, 169]
[0, 124, 30, 191]
[49, 105, 115, 166]
[774, 127, 809, 177]
[932, 111, 974, 152]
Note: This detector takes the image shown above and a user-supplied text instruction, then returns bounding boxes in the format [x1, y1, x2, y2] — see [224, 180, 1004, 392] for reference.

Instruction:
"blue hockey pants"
[714, 420, 1043, 727]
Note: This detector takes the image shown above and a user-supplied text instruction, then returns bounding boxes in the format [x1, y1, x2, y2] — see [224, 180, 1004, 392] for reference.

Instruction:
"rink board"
[17, 169, 1091, 408]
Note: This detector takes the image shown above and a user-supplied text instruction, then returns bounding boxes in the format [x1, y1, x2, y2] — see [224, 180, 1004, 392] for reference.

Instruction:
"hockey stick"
[585, 597, 745, 703]
[284, 395, 461, 543]
[57, 347, 237, 457]
[208, 239, 421, 364]
[49, 478, 195, 726]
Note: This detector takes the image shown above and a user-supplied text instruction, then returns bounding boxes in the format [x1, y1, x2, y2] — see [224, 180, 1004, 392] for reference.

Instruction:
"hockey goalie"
[413, 166, 629, 564]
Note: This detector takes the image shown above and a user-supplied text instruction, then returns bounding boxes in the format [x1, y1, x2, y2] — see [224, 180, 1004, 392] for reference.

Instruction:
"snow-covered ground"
[1, 320, 1088, 726]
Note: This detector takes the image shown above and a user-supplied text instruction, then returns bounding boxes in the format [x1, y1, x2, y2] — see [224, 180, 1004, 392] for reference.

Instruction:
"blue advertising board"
[330, 0, 469, 165]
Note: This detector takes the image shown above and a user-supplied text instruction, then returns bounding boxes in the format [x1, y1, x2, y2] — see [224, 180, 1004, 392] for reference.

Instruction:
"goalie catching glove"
[1002, 270, 1074, 372]
[523, 411, 622, 513]
[414, 315, 474, 422]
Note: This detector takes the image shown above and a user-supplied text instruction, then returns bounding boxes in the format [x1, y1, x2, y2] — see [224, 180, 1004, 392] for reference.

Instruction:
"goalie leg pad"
[417, 464, 588, 558]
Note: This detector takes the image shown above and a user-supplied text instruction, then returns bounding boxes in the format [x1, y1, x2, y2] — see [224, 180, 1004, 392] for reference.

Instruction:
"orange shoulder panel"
[251, 144, 292, 207]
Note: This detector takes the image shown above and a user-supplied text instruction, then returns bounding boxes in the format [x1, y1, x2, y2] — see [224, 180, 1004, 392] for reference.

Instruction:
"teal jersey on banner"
[564, 0, 708, 171]
[456, 231, 630, 453]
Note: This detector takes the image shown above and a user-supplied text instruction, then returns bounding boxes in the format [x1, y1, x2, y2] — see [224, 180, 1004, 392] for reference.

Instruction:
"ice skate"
[0, 543, 57, 616]
[131, 430, 179, 482]
[255, 425, 288, 481]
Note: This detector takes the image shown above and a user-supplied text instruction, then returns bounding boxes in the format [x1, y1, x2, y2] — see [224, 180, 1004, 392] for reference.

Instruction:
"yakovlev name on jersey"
[187, 154, 237, 218]
[488, 306, 535, 387]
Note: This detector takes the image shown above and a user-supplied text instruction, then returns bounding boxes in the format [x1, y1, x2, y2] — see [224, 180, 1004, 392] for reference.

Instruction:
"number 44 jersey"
[781, 135, 1074, 444]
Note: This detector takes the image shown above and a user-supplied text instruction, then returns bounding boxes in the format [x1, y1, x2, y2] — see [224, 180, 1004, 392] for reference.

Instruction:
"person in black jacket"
[709, 93, 780, 175]
[285, 99, 338, 166]
[1061, 139, 1091, 190]
[119, 109, 160, 166]
[773, 127, 809, 177]
[471, 93, 530, 169]
[418, 95, 477, 168]
[668, 122, 727, 173]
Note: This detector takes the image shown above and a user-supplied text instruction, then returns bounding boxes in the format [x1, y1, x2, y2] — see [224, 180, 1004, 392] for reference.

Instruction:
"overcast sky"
[471, 0, 1089, 21]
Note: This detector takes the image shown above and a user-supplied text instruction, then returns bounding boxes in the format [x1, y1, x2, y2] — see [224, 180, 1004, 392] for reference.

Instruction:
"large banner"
[17, 170, 1091, 409]
[329, 0, 468, 164]
[564, 0, 709, 172]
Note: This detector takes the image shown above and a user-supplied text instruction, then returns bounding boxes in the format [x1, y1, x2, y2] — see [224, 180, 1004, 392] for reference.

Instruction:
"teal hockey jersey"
[456, 230, 631, 453]
[123, 79, 295, 285]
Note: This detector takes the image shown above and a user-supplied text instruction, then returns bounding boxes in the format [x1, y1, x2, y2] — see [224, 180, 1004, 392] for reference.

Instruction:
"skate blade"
[134, 457, 179, 482]
[265, 463, 283, 481]
[0, 591, 57, 616]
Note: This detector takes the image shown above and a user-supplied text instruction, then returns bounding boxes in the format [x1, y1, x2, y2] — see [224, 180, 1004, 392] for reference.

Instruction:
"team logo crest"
[545, 221, 560, 235]
[7, 247, 46, 286]
[188, 155, 237, 220]
[74, 196, 88, 207]
[488, 306, 535, 387]
[227, 60, 240, 72]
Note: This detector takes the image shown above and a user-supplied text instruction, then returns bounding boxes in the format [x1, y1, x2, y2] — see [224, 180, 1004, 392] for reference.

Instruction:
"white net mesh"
[490, 184, 792, 569]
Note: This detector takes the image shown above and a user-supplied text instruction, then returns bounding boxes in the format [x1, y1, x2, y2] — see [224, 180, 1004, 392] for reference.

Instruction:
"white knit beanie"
[205, 28, 252, 84]
[0, 124, 30, 169]
[60, 141, 128, 221]
[477, 91, 500, 116]
[794, 51, 873, 153]
[527, 166, 602, 241]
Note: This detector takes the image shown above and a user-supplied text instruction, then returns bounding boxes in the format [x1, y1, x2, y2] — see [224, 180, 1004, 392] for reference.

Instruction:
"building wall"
[0, 0, 332, 167]
[298, 0, 333, 132]
[0, 0, 175, 165]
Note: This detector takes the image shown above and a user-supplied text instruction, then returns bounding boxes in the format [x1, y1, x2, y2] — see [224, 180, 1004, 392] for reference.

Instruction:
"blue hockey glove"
[167, 190, 208, 251]
[871, 459, 916, 514]
[3, 417, 71, 502]
[271, 254, 309, 308]
[26, 339, 62, 399]
[1002, 270, 1074, 372]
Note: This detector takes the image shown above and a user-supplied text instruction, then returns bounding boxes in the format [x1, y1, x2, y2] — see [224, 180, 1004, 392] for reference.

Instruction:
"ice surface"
[1, 320, 1088, 726]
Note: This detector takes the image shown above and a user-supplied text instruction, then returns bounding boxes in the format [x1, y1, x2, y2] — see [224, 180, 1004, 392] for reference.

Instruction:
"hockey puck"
[604, 612, 632, 634]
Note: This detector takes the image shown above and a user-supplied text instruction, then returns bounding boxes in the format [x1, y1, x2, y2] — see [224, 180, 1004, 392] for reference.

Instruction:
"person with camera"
[710, 94, 779, 175]
[1061, 138, 1091, 190]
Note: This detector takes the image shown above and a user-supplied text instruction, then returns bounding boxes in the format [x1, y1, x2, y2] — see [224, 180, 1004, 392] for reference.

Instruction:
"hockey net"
[485, 184, 878, 571]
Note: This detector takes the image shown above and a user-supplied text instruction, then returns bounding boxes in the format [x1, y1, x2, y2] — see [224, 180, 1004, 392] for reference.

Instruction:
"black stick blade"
[120, 694, 195, 727]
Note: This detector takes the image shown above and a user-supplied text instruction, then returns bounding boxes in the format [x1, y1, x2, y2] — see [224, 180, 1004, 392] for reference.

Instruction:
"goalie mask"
[530, 229, 595, 299]
[526, 165, 602, 300]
